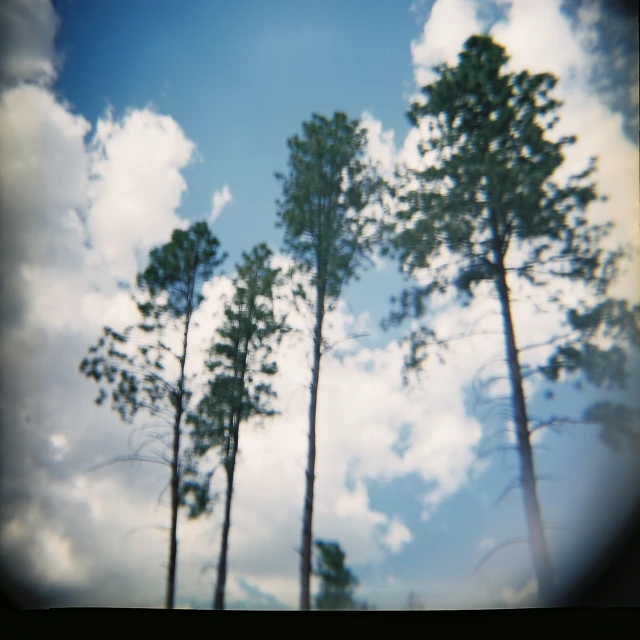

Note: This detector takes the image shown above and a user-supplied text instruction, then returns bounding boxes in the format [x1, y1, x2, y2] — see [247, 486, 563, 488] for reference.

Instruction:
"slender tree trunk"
[166, 316, 190, 609]
[300, 284, 325, 611]
[491, 221, 555, 604]
[214, 427, 238, 610]
[166, 258, 197, 609]
[166, 394, 182, 610]
[213, 311, 251, 610]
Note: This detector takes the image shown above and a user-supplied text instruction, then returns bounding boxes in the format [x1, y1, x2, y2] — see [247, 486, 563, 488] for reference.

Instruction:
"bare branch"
[494, 478, 521, 507]
[84, 454, 171, 474]
[120, 524, 171, 542]
[322, 332, 370, 355]
[473, 537, 530, 575]
[428, 329, 505, 349]
[157, 478, 172, 507]
[518, 330, 580, 354]
[530, 415, 589, 433]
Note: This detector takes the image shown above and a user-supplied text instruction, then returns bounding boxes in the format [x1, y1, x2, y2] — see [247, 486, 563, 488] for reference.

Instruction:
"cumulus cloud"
[361, 111, 397, 180]
[411, 0, 486, 87]
[210, 184, 233, 223]
[382, 517, 414, 553]
[87, 106, 196, 282]
[0, 83, 90, 331]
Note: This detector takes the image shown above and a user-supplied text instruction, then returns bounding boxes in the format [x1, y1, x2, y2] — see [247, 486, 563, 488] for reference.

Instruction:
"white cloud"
[0, 64, 199, 337]
[361, 111, 397, 180]
[0, 82, 91, 333]
[410, 0, 485, 87]
[1, 504, 89, 589]
[88, 106, 195, 283]
[36, 530, 86, 585]
[210, 184, 233, 223]
[382, 517, 413, 553]
[492, 0, 586, 82]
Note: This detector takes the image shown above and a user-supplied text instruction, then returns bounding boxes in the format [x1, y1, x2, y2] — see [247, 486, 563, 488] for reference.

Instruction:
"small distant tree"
[407, 591, 426, 610]
[275, 111, 382, 610]
[313, 540, 372, 610]
[184, 243, 289, 610]
[79, 221, 226, 609]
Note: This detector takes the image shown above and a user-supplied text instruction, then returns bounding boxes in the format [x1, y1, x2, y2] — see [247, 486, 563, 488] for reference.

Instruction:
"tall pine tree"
[383, 35, 638, 604]
[80, 221, 226, 609]
[313, 540, 359, 611]
[183, 243, 288, 610]
[275, 112, 382, 610]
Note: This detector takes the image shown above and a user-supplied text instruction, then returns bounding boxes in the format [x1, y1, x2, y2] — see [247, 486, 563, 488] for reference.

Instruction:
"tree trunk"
[213, 311, 251, 610]
[166, 283, 195, 609]
[299, 285, 325, 611]
[166, 395, 182, 610]
[214, 429, 238, 610]
[492, 239, 555, 604]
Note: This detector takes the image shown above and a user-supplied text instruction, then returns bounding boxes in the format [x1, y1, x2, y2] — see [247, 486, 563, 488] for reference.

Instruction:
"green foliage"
[183, 243, 289, 516]
[80, 221, 226, 424]
[583, 401, 640, 452]
[384, 33, 636, 387]
[180, 448, 216, 519]
[313, 540, 360, 611]
[540, 300, 640, 389]
[136, 221, 226, 322]
[276, 111, 382, 302]
[80, 324, 168, 423]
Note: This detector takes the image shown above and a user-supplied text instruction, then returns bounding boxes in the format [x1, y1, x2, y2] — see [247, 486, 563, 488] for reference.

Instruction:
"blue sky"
[53, 0, 415, 255]
[0, 0, 638, 610]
